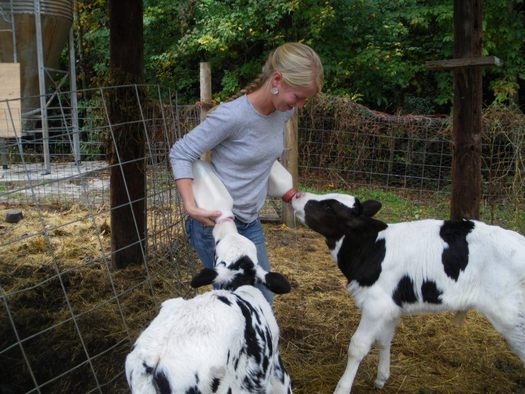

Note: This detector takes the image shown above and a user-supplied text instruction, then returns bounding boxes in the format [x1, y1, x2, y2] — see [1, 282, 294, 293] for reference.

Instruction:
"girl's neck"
[247, 86, 275, 116]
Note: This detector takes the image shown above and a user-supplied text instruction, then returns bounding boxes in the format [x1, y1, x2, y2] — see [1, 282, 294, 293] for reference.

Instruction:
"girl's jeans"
[184, 216, 273, 304]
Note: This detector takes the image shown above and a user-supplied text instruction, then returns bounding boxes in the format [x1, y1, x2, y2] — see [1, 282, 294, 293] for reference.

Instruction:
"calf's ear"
[264, 272, 291, 294]
[191, 268, 218, 288]
[362, 200, 382, 217]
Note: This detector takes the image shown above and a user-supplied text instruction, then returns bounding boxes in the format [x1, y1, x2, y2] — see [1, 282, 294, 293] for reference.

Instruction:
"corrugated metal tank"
[0, 0, 73, 117]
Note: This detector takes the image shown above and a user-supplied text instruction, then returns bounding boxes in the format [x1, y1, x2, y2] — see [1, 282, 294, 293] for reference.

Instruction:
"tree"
[108, 0, 146, 268]
[79, 1, 525, 113]
[76, 0, 109, 88]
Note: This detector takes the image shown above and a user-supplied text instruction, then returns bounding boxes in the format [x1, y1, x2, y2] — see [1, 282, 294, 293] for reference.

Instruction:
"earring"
[271, 87, 279, 95]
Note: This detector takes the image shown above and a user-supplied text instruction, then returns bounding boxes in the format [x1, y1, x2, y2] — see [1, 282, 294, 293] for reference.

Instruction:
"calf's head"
[291, 192, 384, 239]
[190, 220, 291, 294]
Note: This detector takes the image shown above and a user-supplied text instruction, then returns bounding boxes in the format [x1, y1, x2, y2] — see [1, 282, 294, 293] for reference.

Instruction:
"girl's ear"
[190, 268, 217, 288]
[271, 71, 283, 87]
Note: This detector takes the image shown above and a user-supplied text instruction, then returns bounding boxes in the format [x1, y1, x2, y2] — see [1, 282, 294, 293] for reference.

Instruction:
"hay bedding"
[0, 204, 524, 393]
[0, 204, 195, 393]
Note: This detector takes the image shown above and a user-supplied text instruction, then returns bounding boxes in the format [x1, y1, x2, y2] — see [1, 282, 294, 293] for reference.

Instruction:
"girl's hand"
[176, 178, 222, 226]
[186, 206, 221, 227]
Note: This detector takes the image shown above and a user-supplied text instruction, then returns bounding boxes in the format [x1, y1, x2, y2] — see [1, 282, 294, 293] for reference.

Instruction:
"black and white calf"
[291, 191, 525, 393]
[125, 220, 292, 394]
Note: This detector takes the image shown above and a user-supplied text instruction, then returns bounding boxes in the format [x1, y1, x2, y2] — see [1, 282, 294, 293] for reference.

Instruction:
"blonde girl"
[170, 42, 324, 303]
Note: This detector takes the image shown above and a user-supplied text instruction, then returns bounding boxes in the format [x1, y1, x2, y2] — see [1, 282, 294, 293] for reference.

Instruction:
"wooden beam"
[425, 55, 502, 71]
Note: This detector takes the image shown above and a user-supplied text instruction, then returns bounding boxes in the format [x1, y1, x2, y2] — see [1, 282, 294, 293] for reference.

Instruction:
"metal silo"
[0, 0, 73, 115]
[0, 0, 77, 171]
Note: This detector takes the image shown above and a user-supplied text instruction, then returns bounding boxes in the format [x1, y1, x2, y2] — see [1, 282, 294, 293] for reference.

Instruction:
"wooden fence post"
[282, 112, 298, 227]
[200, 62, 212, 161]
[200, 62, 212, 120]
[450, 0, 482, 220]
[425, 0, 501, 221]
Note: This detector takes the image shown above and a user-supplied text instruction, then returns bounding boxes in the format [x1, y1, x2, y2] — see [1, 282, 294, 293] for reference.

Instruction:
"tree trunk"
[108, 0, 146, 268]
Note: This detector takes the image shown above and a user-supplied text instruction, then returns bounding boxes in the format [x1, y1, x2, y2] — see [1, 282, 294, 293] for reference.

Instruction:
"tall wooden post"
[108, 0, 145, 268]
[425, 0, 501, 221]
[450, 0, 482, 220]
[282, 113, 298, 227]
[199, 62, 212, 121]
[199, 62, 212, 162]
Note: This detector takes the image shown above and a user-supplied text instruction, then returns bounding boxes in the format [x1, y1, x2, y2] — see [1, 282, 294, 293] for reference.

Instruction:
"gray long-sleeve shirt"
[170, 95, 294, 223]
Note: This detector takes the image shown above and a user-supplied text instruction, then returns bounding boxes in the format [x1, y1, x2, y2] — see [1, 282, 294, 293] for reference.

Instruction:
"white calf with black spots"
[125, 220, 292, 394]
[291, 191, 525, 393]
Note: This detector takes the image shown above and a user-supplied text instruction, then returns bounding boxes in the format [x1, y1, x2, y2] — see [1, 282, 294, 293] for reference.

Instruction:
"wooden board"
[425, 56, 502, 71]
[0, 63, 21, 138]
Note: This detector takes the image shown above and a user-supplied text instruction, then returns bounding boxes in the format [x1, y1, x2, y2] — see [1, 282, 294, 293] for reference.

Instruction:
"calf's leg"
[374, 317, 399, 389]
[479, 289, 525, 364]
[270, 355, 292, 394]
[333, 311, 395, 394]
[488, 317, 525, 363]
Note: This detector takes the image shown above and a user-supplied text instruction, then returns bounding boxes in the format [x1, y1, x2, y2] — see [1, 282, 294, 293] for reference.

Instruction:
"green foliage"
[76, 0, 109, 87]
[312, 0, 420, 109]
[143, 0, 312, 102]
[483, 0, 525, 104]
[76, 0, 525, 112]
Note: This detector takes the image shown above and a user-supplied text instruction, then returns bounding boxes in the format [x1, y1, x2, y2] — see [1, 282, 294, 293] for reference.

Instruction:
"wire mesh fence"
[0, 86, 524, 393]
[298, 96, 524, 230]
[0, 85, 200, 393]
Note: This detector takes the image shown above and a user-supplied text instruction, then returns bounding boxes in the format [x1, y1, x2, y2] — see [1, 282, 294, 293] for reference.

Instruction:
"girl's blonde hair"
[228, 42, 324, 101]
[264, 42, 324, 92]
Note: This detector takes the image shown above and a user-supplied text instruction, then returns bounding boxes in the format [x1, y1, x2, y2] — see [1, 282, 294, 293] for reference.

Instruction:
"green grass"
[479, 201, 525, 233]
[340, 186, 450, 223]
[299, 184, 523, 233]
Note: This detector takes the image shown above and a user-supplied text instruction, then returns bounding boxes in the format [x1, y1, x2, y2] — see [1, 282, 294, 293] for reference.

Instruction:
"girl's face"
[271, 73, 318, 112]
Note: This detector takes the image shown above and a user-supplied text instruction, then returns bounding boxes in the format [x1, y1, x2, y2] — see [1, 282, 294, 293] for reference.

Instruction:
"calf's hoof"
[374, 377, 387, 389]
[374, 371, 389, 389]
